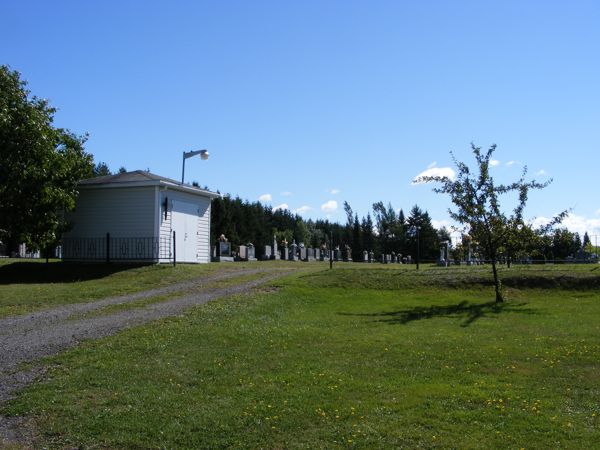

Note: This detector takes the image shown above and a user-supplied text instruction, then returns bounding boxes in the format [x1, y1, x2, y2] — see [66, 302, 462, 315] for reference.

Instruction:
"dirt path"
[0, 266, 299, 446]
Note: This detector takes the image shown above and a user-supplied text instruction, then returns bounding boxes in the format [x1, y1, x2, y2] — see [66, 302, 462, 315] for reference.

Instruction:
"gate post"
[173, 230, 176, 267]
[106, 232, 110, 264]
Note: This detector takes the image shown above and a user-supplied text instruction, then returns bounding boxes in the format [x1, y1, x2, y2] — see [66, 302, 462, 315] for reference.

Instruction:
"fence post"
[173, 230, 176, 267]
[106, 232, 110, 264]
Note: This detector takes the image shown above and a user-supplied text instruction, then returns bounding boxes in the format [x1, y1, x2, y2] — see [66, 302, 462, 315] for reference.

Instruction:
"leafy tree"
[0, 65, 94, 253]
[92, 162, 112, 177]
[372, 201, 398, 255]
[417, 143, 558, 302]
[552, 228, 578, 260]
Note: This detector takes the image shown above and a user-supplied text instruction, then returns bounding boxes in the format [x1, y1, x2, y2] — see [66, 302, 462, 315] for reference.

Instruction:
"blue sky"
[3, 1, 599, 238]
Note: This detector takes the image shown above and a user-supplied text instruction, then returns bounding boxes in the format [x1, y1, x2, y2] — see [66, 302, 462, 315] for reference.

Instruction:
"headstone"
[238, 245, 247, 260]
[213, 236, 234, 262]
[307, 248, 316, 261]
[271, 235, 280, 260]
[263, 245, 272, 260]
[334, 247, 342, 261]
[247, 244, 256, 261]
[344, 245, 352, 262]
[363, 250, 368, 262]
[397, 253, 403, 264]
[281, 247, 289, 260]
[219, 241, 231, 257]
[300, 247, 307, 261]
[290, 240, 298, 261]
[369, 250, 374, 263]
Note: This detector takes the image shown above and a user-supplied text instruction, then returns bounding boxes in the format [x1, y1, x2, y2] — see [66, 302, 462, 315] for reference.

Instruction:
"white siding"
[65, 187, 155, 238]
[159, 189, 212, 264]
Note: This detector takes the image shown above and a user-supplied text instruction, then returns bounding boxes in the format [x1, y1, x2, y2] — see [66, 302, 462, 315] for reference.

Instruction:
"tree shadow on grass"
[339, 300, 538, 327]
[0, 261, 151, 284]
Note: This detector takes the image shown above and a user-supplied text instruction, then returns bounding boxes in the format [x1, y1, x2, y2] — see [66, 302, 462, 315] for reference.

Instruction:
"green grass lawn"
[3, 264, 600, 448]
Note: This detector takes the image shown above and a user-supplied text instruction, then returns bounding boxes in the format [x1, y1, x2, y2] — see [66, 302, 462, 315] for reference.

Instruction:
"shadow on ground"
[0, 261, 150, 284]
[339, 300, 538, 327]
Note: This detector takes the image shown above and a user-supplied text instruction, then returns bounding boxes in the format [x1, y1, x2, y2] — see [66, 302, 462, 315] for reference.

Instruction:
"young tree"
[0, 65, 94, 253]
[417, 143, 558, 302]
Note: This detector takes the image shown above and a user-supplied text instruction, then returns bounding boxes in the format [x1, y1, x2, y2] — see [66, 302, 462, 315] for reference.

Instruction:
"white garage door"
[172, 200, 199, 263]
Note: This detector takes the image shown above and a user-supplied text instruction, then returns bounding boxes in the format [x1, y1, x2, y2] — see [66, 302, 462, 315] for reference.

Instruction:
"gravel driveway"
[0, 265, 298, 445]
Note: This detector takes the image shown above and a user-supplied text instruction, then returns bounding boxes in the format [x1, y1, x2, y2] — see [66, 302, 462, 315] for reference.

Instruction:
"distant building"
[62, 171, 219, 263]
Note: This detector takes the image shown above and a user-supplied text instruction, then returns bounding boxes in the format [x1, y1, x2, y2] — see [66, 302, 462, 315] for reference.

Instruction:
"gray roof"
[79, 170, 219, 198]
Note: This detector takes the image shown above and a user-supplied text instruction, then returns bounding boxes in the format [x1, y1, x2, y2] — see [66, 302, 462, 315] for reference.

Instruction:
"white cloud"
[536, 169, 547, 176]
[530, 213, 600, 236]
[321, 200, 338, 213]
[258, 193, 272, 202]
[412, 167, 456, 184]
[272, 203, 288, 212]
[427, 161, 437, 169]
[490, 159, 500, 167]
[596, 209, 600, 217]
[328, 188, 340, 195]
[431, 219, 452, 230]
[280, 191, 292, 197]
[506, 160, 518, 167]
[294, 205, 312, 214]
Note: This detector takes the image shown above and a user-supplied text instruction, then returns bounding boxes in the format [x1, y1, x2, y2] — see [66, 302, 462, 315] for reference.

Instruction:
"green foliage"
[417, 143, 563, 301]
[92, 162, 112, 177]
[0, 65, 94, 252]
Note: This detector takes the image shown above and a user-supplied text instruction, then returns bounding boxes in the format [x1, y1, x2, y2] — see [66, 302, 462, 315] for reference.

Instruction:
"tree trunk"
[491, 259, 504, 303]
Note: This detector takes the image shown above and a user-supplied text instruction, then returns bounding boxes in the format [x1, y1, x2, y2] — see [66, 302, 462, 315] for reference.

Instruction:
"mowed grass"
[4, 265, 600, 448]
[0, 259, 290, 318]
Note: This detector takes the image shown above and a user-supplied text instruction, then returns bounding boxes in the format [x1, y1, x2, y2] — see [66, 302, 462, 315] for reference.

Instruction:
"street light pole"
[181, 149, 209, 184]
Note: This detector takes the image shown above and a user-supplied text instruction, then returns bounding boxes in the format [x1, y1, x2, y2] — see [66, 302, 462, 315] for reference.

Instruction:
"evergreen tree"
[352, 213, 362, 261]
[361, 213, 375, 252]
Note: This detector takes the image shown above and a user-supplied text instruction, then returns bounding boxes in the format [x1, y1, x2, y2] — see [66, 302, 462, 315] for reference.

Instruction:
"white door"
[172, 200, 199, 262]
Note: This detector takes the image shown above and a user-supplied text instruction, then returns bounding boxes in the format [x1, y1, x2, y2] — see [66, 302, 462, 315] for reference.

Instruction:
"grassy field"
[3, 263, 600, 448]
[0, 259, 290, 318]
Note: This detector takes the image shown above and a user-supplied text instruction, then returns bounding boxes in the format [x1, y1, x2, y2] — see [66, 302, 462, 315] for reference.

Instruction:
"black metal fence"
[61, 233, 174, 264]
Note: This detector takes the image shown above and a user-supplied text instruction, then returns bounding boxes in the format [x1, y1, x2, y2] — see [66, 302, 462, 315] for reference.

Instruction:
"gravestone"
[263, 245, 272, 260]
[213, 237, 234, 262]
[334, 247, 342, 261]
[369, 250, 374, 263]
[307, 248, 316, 261]
[343, 245, 352, 262]
[363, 250, 368, 262]
[271, 235, 280, 260]
[300, 247, 307, 261]
[290, 241, 298, 261]
[397, 253, 403, 264]
[238, 244, 256, 261]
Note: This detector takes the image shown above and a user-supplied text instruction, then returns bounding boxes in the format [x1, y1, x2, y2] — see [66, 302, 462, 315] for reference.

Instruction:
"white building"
[62, 171, 219, 263]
